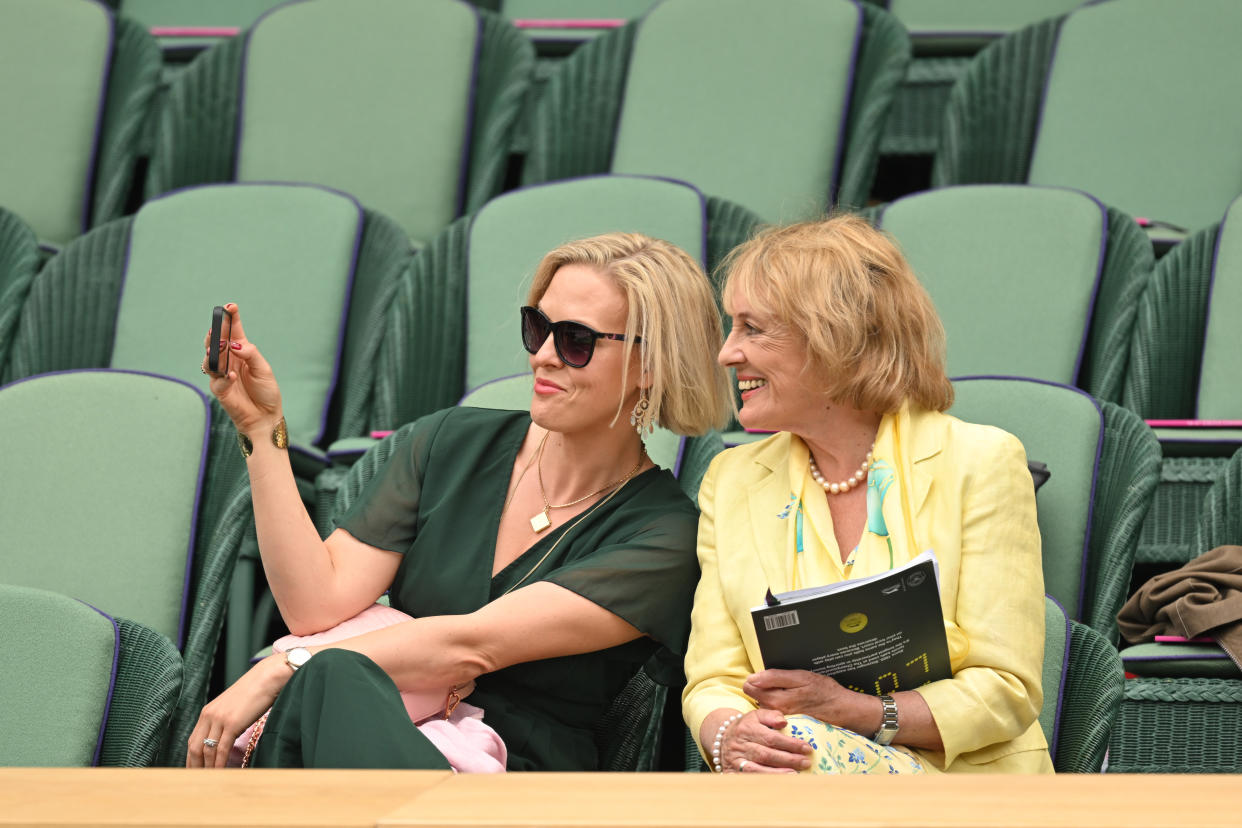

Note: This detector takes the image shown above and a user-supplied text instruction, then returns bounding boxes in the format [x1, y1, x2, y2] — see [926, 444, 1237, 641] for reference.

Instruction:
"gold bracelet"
[238, 417, 288, 458]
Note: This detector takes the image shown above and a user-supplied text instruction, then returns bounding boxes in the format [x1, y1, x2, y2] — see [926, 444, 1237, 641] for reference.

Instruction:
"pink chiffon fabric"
[228, 603, 506, 771]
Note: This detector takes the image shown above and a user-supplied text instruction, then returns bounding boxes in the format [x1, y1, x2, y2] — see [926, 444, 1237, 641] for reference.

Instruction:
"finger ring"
[203, 737, 219, 748]
[738, 759, 749, 772]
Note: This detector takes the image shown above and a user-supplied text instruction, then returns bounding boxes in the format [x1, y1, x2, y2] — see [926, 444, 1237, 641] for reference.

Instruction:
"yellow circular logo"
[840, 612, 868, 634]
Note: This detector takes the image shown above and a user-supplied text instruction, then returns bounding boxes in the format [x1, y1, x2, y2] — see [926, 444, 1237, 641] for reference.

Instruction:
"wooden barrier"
[0, 769, 1237, 828]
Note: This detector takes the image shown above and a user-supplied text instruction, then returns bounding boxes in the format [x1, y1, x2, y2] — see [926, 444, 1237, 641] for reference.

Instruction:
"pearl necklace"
[808, 446, 874, 495]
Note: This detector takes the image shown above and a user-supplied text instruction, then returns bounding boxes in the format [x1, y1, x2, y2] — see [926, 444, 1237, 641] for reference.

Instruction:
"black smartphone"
[208, 305, 232, 377]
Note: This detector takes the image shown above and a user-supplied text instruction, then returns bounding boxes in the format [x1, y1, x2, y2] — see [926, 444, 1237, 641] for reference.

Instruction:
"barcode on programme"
[763, 610, 800, 631]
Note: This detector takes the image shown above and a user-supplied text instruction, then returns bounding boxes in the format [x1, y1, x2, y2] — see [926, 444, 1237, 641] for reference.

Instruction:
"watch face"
[287, 647, 312, 669]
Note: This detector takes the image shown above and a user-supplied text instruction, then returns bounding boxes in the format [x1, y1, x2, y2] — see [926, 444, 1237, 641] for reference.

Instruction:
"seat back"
[949, 377, 1102, 621]
[465, 175, 708, 392]
[459, 373, 684, 474]
[0, 371, 209, 646]
[1197, 196, 1242, 419]
[878, 185, 1107, 385]
[119, 0, 279, 30]
[0, 584, 119, 766]
[611, 0, 863, 223]
[886, 0, 1081, 42]
[235, 0, 480, 246]
[1026, 0, 1242, 233]
[0, 0, 112, 245]
[110, 183, 362, 445]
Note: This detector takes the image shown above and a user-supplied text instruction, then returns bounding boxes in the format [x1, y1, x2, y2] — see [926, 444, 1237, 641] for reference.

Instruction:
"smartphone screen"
[208, 305, 232, 377]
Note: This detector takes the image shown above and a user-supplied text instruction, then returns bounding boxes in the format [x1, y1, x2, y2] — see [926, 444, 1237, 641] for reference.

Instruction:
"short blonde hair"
[721, 214, 953, 413]
[528, 232, 733, 436]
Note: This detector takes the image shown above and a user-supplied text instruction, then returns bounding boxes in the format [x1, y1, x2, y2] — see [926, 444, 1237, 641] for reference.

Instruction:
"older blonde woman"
[683, 215, 1052, 774]
[192, 233, 732, 770]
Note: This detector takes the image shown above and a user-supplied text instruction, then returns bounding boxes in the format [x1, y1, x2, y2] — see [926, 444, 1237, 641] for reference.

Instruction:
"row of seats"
[7, 0, 1242, 253]
[1, 367, 1186, 772]
[3, 178, 1238, 429]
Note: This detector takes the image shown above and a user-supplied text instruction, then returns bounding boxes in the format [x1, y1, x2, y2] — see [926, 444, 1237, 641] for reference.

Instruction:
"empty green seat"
[0, 0, 159, 247]
[1109, 448, 1242, 773]
[0, 584, 183, 767]
[145, 0, 533, 248]
[1124, 196, 1242, 570]
[523, 0, 909, 218]
[933, 0, 1242, 246]
[949, 377, 1160, 642]
[0, 370, 247, 765]
[876, 0, 1083, 156]
[1, 183, 414, 711]
[369, 175, 761, 431]
[875, 186, 1152, 401]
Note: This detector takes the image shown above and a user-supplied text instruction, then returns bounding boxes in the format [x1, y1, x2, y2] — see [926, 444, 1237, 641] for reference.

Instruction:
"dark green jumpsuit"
[253, 407, 699, 771]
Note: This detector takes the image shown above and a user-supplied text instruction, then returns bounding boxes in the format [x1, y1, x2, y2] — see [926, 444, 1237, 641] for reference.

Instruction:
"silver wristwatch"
[872, 694, 899, 746]
[284, 646, 313, 672]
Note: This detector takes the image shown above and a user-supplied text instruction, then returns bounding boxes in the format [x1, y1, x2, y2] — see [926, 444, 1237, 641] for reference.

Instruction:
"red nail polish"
[231, 342, 242, 350]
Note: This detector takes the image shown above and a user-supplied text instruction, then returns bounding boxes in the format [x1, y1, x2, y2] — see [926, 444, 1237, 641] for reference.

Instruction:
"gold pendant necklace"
[530, 433, 646, 533]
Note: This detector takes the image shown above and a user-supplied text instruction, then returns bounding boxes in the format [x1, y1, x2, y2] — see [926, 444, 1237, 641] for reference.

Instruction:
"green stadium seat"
[0, 208, 39, 373]
[933, 0, 1242, 248]
[1109, 448, 1242, 773]
[0, 370, 248, 766]
[1123, 197, 1242, 572]
[365, 175, 761, 432]
[0, 183, 415, 701]
[144, 0, 533, 248]
[872, 0, 1083, 157]
[0, 0, 159, 248]
[873, 185, 1152, 402]
[949, 377, 1160, 643]
[523, 0, 910, 220]
[0, 584, 183, 767]
[1040, 596, 1125, 773]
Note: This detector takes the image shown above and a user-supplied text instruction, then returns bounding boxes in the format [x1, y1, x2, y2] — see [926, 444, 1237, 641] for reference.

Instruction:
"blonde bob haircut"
[528, 232, 733, 436]
[721, 214, 954, 414]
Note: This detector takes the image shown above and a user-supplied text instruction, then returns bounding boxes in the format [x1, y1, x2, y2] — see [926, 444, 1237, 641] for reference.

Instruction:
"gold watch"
[238, 417, 288, 458]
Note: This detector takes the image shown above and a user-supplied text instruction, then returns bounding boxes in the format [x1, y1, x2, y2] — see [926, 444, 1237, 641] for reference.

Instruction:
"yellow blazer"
[683, 406, 1054, 773]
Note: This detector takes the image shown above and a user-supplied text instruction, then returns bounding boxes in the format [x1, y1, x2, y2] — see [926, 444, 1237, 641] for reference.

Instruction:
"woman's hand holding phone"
[202, 303, 284, 436]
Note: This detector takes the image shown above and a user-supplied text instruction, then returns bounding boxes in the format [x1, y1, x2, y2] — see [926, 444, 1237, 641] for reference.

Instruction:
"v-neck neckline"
[484, 414, 657, 594]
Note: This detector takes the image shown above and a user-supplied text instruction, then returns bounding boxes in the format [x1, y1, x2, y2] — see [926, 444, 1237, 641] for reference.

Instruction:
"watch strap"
[872, 694, 899, 745]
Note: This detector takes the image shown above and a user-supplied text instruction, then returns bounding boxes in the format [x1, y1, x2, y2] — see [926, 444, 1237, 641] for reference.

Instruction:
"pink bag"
[229, 603, 506, 771]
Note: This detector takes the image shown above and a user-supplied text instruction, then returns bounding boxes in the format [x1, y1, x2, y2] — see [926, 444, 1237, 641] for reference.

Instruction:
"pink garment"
[228, 603, 506, 771]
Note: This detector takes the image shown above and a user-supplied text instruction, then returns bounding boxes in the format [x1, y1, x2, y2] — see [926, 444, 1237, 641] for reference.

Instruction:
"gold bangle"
[237, 417, 288, 458]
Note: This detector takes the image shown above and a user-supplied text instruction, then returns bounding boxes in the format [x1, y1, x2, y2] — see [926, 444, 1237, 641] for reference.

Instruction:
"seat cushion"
[236, 0, 479, 246]
[612, 0, 862, 223]
[0, 585, 117, 767]
[1121, 642, 1242, 680]
[1198, 195, 1242, 419]
[465, 175, 706, 391]
[0, 0, 111, 245]
[112, 183, 362, 444]
[1027, 0, 1242, 233]
[0, 371, 208, 645]
[949, 378, 1101, 619]
[878, 185, 1105, 384]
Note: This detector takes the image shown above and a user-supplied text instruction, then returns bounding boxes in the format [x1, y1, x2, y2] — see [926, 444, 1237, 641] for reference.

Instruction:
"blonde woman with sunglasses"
[190, 233, 731, 771]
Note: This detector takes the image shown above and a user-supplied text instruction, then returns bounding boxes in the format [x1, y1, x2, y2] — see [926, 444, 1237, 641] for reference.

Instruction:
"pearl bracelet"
[711, 712, 744, 773]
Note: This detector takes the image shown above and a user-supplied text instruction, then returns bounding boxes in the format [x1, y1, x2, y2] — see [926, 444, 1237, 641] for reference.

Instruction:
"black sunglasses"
[520, 305, 641, 368]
